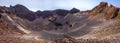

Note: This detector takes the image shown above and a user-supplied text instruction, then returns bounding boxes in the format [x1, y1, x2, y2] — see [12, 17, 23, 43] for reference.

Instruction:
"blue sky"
[0, 0, 120, 11]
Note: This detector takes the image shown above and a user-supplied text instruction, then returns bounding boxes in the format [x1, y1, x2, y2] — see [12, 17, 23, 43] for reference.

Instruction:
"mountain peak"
[69, 8, 80, 14]
[89, 2, 120, 20]
[99, 2, 108, 6]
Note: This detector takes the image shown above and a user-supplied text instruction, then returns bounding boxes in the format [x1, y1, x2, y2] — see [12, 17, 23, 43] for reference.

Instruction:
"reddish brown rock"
[89, 2, 120, 20]
[90, 2, 108, 17]
[0, 19, 21, 35]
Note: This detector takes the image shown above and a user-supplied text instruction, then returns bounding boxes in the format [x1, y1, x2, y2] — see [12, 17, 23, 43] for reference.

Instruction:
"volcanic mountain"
[0, 2, 120, 43]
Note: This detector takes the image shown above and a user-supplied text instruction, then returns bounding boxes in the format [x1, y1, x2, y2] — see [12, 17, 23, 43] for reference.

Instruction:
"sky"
[0, 0, 120, 11]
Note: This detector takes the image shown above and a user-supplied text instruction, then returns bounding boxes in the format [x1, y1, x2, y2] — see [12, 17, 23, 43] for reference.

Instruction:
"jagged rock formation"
[89, 2, 120, 20]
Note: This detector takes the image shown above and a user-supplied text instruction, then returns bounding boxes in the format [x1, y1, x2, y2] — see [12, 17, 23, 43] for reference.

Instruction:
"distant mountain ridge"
[9, 4, 80, 21]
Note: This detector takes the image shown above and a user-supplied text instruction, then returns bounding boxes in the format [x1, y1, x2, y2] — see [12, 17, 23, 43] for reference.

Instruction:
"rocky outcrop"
[69, 8, 80, 14]
[89, 2, 120, 20]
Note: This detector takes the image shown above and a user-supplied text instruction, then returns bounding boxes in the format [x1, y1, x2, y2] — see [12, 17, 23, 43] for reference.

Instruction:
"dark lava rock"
[10, 4, 36, 21]
[69, 8, 80, 14]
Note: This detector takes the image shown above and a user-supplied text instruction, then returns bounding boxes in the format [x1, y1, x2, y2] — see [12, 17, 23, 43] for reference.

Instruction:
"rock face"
[89, 2, 120, 20]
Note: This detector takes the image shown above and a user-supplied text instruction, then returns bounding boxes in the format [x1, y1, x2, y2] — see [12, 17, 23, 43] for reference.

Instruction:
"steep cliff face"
[89, 2, 120, 20]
